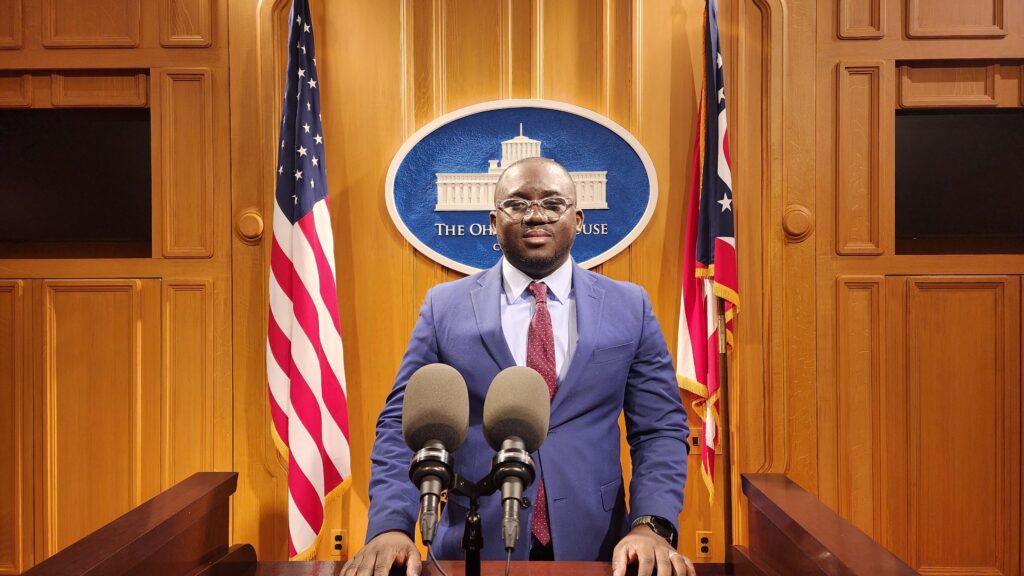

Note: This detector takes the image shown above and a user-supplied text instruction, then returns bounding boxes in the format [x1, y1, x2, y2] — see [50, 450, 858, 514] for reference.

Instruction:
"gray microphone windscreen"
[483, 366, 550, 452]
[402, 364, 469, 451]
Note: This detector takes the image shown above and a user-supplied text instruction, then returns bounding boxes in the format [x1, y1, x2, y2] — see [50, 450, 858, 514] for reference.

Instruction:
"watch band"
[631, 515, 678, 547]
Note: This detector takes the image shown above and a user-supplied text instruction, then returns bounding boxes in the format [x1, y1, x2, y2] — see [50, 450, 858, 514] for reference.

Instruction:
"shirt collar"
[501, 257, 574, 305]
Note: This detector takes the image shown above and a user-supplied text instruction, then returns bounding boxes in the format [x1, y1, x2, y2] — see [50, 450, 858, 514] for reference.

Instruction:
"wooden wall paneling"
[730, 0, 775, 549]
[405, 0, 439, 130]
[0, 281, 28, 574]
[40, 0, 141, 48]
[227, 0, 288, 559]
[898, 63, 998, 108]
[832, 276, 883, 538]
[776, 0, 820, 494]
[881, 277, 909, 561]
[157, 68, 215, 258]
[636, 0, 729, 556]
[160, 0, 213, 47]
[319, 0, 410, 558]
[0, 72, 31, 107]
[595, 0, 634, 284]
[539, 0, 603, 111]
[838, 0, 884, 39]
[904, 277, 1020, 576]
[0, 0, 22, 49]
[400, 0, 451, 343]
[503, 0, 534, 98]
[601, 0, 637, 544]
[162, 280, 215, 487]
[835, 61, 883, 255]
[50, 71, 148, 108]
[906, 0, 1006, 39]
[37, 280, 161, 558]
[442, 0, 503, 111]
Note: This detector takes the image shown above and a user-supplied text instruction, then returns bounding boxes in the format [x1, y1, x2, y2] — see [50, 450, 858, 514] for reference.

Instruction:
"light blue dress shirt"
[500, 257, 577, 382]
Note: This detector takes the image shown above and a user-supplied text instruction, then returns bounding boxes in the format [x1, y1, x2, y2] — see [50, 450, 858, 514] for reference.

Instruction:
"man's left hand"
[611, 525, 696, 576]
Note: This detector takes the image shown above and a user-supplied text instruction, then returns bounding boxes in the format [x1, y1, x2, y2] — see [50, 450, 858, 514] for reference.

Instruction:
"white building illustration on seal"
[435, 125, 609, 211]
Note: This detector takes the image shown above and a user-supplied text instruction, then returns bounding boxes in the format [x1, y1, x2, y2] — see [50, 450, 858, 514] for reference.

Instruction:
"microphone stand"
[449, 473, 531, 576]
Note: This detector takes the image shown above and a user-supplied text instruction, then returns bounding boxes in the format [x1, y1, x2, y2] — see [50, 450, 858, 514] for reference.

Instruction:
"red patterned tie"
[526, 282, 557, 546]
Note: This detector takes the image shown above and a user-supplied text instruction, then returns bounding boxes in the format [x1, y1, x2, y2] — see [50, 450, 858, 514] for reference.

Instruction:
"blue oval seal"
[385, 99, 658, 274]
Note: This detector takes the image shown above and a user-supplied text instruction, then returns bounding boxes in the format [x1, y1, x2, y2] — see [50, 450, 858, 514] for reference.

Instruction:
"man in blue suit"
[343, 158, 694, 576]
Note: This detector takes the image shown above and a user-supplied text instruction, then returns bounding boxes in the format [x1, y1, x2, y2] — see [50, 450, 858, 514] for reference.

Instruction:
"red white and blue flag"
[267, 0, 351, 559]
[677, 0, 739, 503]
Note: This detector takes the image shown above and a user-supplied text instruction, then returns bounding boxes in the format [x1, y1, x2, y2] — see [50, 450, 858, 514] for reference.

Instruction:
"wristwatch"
[631, 515, 678, 547]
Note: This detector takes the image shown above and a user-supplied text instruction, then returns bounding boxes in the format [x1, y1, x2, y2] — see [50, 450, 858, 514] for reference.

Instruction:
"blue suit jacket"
[366, 261, 689, 561]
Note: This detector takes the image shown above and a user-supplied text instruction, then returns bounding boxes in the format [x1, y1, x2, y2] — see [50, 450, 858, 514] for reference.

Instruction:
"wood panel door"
[896, 277, 1020, 576]
[807, 1, 1024, 574]
[35, 279, 162, 557]
[0, 0, 233, 570]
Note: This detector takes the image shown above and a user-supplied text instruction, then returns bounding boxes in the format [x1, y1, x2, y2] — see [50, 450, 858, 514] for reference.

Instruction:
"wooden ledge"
[25, 472, 240, 576]
[742, 474, 917, 576]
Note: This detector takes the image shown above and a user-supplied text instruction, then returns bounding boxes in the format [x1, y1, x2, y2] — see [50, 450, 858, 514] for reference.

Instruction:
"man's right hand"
[340, 531, 422, 576]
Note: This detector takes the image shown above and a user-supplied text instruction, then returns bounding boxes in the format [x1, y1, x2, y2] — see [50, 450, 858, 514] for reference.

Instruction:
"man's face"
[490, 159, 584, 278]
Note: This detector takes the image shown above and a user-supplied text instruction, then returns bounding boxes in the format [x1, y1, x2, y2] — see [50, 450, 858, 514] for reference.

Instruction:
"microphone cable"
[505, 548, 512, 576]
[427, 544, 450, 576]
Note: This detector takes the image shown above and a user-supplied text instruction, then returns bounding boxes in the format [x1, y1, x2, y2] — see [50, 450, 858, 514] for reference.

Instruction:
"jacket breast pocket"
[591, 341, 635, 365]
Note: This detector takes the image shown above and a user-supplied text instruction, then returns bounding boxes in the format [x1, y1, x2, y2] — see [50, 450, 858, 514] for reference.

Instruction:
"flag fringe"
[289, 475, 353, 560]
[701, 463, 715, 504]
[678, 374, 708, 398]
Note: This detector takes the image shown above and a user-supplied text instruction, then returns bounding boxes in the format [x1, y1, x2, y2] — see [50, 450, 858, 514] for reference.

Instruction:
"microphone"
[483, 366, 551, 551]
[402, 363, 469, 545]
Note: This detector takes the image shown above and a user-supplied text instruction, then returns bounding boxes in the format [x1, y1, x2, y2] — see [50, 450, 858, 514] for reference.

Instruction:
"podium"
[22, 472, 917, 576]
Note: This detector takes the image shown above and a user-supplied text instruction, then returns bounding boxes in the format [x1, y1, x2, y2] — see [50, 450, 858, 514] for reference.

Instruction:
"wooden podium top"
[257, 561, 615, 576]
[257, 560, 736, 575]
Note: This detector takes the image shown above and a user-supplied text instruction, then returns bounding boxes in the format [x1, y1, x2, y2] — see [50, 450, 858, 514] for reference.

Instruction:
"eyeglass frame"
[494, 196, 576, 223]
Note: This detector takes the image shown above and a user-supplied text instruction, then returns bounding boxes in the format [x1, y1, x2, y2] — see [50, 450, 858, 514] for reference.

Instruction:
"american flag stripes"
[268, 0, 351, 559]
[677, 0, 739, 503]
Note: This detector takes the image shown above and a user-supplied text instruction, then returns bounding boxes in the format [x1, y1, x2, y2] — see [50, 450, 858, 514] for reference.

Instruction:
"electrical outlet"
[331, 529, 349, 560]
[695, 530, 712, 560]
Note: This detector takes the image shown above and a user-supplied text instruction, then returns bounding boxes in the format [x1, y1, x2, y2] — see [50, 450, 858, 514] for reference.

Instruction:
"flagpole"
[715, 299, 733, 554]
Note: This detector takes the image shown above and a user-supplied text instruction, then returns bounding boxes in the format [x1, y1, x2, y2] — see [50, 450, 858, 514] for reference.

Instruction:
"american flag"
[677, 0, 738, 503]
[267, 0, 351, 559]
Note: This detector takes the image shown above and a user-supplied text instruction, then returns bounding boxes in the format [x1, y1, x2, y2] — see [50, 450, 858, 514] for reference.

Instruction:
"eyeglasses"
[495, 196, 575, 223]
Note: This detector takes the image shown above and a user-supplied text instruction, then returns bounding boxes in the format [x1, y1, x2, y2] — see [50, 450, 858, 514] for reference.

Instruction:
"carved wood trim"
[41, 281, 144, 555]
[162, 281, 215, 488]
[906, 0, 1006, 38]
[836, 61, 883, 255]
[899, 64, 997, 108]
[0, 281, 26, 574]
[0, 0, 23, 49]
[0, 73, 32, 108]
[838, 0, 884, 39]
[159, 69, 214, 258]
[50, 72, 148, 108]
[41, 0, 141, 48]
[160, 0, 213, 47]
[905, 277, 1020, 576]
[835, 276, 884, 539]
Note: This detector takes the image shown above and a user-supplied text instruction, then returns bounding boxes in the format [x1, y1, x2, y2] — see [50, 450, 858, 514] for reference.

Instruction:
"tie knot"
[528, 282, 548, 303]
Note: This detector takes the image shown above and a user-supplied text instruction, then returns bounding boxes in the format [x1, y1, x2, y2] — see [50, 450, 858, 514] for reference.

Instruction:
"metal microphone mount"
[448, 439, 535, 576]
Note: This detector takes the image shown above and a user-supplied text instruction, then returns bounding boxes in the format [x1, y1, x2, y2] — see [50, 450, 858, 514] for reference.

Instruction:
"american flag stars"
[274, 7, 328, 223]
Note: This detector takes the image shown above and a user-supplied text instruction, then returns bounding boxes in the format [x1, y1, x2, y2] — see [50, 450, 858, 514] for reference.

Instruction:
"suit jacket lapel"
[551, 264, 604, 419]
[470, 261, 516, 371]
